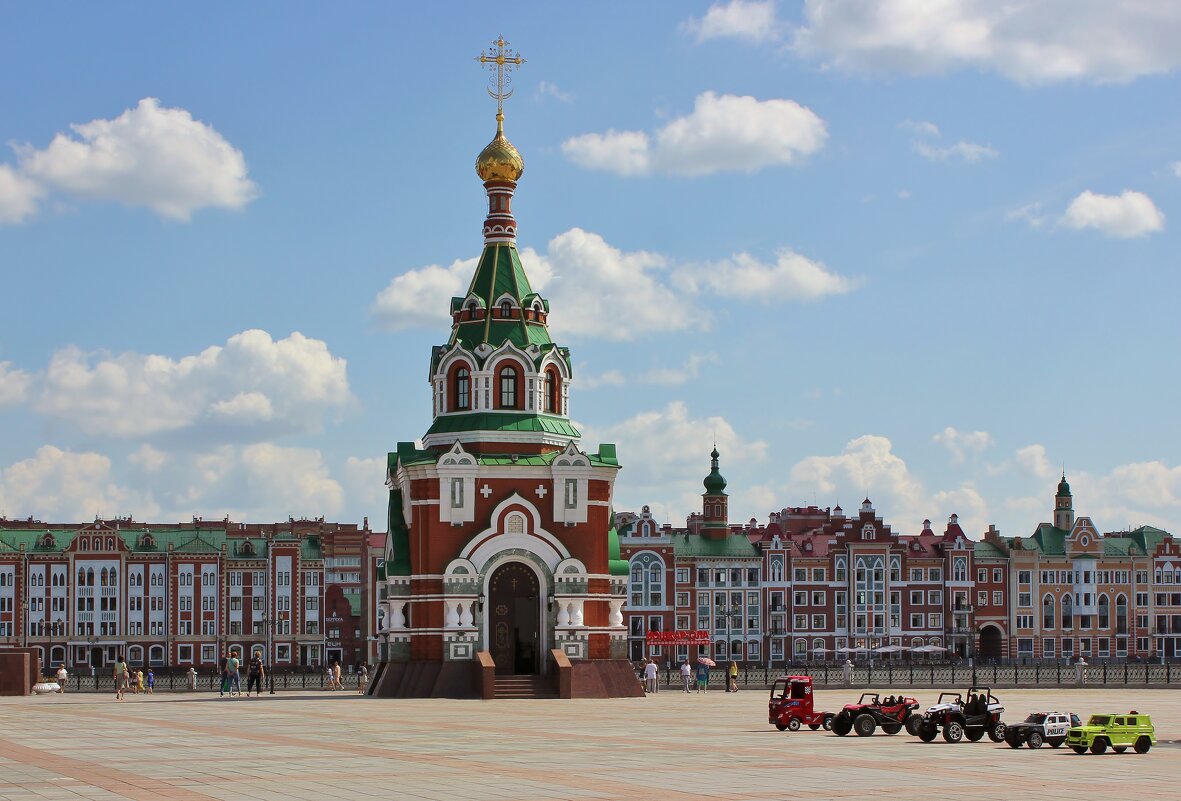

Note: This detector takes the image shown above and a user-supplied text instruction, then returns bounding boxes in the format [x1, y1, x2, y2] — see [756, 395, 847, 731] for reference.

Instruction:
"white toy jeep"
[1005, 711, 1081, 749]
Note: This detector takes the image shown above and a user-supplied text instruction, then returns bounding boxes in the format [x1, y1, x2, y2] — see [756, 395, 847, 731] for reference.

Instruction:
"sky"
[1, 1, 1179, 541]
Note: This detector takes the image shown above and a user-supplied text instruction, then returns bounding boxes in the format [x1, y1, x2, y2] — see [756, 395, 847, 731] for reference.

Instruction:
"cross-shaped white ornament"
[480, 484, 493, 499]
[535, 484, 548, 498]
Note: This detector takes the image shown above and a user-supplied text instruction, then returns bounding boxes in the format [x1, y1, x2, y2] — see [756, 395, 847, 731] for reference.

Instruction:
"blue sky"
[1, 1, 1179, 540]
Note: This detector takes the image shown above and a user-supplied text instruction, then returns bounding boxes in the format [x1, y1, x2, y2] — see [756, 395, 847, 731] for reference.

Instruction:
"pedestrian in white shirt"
[679, 659, 692, 692]
[643, 658, 658, 694]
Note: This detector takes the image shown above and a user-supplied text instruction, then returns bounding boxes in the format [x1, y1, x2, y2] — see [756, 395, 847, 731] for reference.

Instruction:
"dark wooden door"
[489, 562, 540, 675]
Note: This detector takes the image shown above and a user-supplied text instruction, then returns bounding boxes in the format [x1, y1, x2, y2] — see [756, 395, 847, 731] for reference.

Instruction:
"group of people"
[112, 658, 155, 699]
[219, 649, 267, 697]
[642, 658, 743, 693]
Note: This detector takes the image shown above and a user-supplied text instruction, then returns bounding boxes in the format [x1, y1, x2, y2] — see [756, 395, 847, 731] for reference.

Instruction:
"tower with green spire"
[701, 447, 729, 539]
[1054, 473, 1074, 531]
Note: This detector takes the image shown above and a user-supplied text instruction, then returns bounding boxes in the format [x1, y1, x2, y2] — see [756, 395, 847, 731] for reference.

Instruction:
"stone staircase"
[494, 675, 556, 699]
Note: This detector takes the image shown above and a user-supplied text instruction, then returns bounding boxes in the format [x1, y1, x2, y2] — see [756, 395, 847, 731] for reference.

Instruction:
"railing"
[49, 666, 373, 694]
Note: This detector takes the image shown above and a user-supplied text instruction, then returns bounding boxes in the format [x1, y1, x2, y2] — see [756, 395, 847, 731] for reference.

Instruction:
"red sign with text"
[645, 629, 710, 646]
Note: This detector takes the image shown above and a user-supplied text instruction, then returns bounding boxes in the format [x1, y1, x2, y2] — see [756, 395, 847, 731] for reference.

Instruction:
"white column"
[459, 601, 474, 628]
[608, 599, 624, 628]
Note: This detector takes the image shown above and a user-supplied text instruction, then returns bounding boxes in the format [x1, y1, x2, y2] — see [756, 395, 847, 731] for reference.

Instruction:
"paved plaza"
[0, 687, 1177, 800]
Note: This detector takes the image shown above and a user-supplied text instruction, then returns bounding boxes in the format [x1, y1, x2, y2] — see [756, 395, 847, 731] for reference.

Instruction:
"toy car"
[915, 687, 1006, 743]
[1065, 712, 1155, 754]
[1005, 711, 1080, 749]
[768, 675, 835, 732]
[831, 692, 923, 737]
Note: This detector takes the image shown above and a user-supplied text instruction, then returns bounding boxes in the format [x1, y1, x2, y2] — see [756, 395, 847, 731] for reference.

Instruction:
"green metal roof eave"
[386, 488, 411, 577]
[425, 412, 581, 439]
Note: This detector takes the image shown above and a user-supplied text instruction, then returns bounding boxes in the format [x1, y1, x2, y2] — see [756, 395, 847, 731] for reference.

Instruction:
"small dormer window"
[500, 300, 513, 318]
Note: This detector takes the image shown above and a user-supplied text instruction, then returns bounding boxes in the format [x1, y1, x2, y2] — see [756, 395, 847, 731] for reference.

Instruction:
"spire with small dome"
[701, 447, 729, 539]
[1054, 471, 1074, 530]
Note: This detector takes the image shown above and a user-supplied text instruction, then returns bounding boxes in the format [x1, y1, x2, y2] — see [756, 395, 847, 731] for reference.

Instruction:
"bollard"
[187, 667, 197, 691]
[1075, 659, 1087, 686]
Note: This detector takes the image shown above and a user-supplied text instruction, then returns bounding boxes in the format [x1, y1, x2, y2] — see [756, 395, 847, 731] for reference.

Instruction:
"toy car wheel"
[787, 718, 802, 732]
[1071, 745, 1087, 754]
[809, 723, 821, 730]
[831, 713, 852, 736]
[882, 723, 902, 735]
[1113, 746, 1127, 754]
[943, 721, 964, 743]
[918, 723, 938, 742]
[853, 714, 876, 737]
[1006, 735, 1022, 749]
[1027, 731, 1043, 749]
[1134, 736, 1151, 754]
[821, 714, 834, 731]
[965, 728, 984, 742]
[904, 714, 923, 736]
[1048, 738, 1064, 748]
[1090, 738, 1107, 755]
[775, 723, 788, 732]
[988, 722, 1007, 743]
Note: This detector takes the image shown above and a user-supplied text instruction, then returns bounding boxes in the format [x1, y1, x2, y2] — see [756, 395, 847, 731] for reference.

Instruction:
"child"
[146, 668, 155, 694]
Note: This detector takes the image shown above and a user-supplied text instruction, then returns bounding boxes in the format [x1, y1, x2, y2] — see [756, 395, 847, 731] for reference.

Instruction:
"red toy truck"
[768, 675, 835, 732]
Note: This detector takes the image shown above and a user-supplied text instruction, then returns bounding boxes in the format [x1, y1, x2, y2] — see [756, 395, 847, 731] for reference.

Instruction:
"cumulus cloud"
[0, 361, 32, 408]
[792, 0, 1181, 84]
[683, 0, 781, 43]
[536, 81, 573, 102]
[1171, 161, 1181, 178]
[34, 330, 351, 441]
[0, 164, 44, 223]
[933, 427, 994, 464]
[1007, 202, 1051, 229]
[374, 229, 858, 341]
[1061, 189, 1165, 238]
[342, 455, 389, 517]
[12, 97, 256, 221]
[581, 401, 769, 523]
[678, 248, 860, 301]
[0, 445, 158, 521]
[1015, 444, 1056, 480]
[562, 91, 827, 176]
[787, 434, 989, 535]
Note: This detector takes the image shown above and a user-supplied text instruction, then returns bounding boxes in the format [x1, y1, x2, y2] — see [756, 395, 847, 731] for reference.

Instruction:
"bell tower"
[1054, 473, 1074, 530]
[701, 448, 729, 540]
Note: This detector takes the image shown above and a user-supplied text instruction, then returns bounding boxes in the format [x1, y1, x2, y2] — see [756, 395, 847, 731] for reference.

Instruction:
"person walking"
[679, 659, 692, 692]
[728, 660, 739, 693]
[227, 651, 242, 697]
[331, 660, 343, 691]
[146, 668, 154, 694]
[135, 668, 145, 694]
[114, 656, 128, 700]
[695, 660, 709, 693]
[643, 658, 658, 694]
[219, 651, 230, 697]
[247, 651, 265, 697]
[357, 663, 369, 695]
[55, 664, 68, 694]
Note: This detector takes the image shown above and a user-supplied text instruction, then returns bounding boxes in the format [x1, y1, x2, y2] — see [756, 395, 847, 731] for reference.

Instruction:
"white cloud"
[342, 455, 389, 518]
[1061, 189, 1165, 238]
[1007, 202, 1050, 229]
[15, 97, 256, 220]
[1015, 444, 1056, 480]
[562, 91, 826, 176]
[933, 427, 994, 463]
[792, 0, 1181, 84]
[577, 369, 626, 391]
[644, 353, 719, 386]
[375, 228, 857, 341]
[581, 401, 768, 520]
[34, 330, 351, 440]
[0, 445, 158, 521]
[536, 81, 573, 102]
[0, 164, 44, 224]
[683, 0, 781, 43]
[899, 119, 940, 137]
[678, 248, 860, 302]
[1171, 161, 1181, 178]
[0, 361, 32, 408]
[913, 139, 998, 163]
[787, 434, 989, 535]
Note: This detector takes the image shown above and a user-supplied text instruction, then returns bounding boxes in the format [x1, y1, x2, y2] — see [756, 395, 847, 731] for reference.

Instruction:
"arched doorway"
[488, 561, 541, 675]
[978, 625, 1003, 663]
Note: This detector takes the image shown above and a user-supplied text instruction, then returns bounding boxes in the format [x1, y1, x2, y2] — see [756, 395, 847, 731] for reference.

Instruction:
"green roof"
[425, 411, 581, 440]
[973, 540, 1006, 559]
[1028, 524, 1069, 555]
[385, 488, 411, 577]
[703, 447, 727, 495]
[449, 243, 554, 352]
[673, 534, 759, 558]
[174, 535, 220, 554]
[344, 590, 362, 616]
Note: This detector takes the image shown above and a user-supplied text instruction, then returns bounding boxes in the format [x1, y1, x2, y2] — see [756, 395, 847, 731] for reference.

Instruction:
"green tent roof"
[674, 534, 759, 558]
[449, 243, 554, 352]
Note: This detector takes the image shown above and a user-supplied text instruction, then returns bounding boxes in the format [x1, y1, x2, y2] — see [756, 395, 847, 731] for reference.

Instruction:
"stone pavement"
[0, 687, 1176, 800]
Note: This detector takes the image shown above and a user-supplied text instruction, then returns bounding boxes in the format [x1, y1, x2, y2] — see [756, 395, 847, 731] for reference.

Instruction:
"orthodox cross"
[476, 36, 525, 116]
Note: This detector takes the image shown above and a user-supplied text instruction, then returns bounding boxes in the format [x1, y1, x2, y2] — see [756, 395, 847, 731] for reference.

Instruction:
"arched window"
[544, 367, 560, 414]
[1097, 594, 1110, 629]
[107, 538, 114, 550]
[100, 568, 108, 587]
[86, 568, 94, 586]
[128, 645, 143, 664]
[500, 299, 513, 318]
[770, 558, 784, 582]
[953, 557, 967, 582]
[77, 568, 85, 586]
[1115, 594, 1128, 634]
[1061, 593, 1073, 630]
[452, 366, 471, 411]
[1042, 594, 1055, 630]
[497, 364, 519, 409]
[149, 645, 164, 666]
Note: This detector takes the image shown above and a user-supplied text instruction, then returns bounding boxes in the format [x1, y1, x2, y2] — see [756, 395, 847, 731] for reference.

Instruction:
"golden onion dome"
[476, 113, 524, 182]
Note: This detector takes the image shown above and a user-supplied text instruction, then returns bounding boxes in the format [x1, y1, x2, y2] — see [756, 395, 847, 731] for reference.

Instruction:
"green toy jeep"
[1065, 712, 1155, 754]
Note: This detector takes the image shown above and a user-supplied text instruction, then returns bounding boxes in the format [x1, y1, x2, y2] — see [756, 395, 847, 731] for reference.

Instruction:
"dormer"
[437, 441, 479, 526]
[551, 440, 591, 525]
[493, 292, 518, 320]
